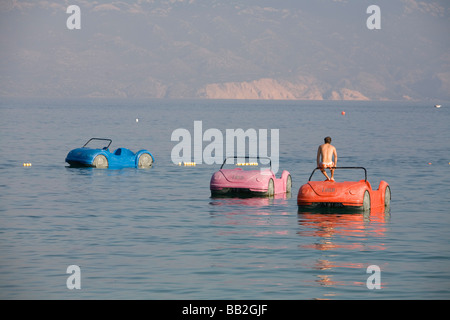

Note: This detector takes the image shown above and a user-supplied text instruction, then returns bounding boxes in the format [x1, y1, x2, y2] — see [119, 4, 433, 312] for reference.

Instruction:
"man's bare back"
[317, 136, 337, 181]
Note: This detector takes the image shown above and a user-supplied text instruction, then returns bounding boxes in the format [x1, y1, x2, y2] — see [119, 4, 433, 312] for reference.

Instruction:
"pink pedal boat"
[210, 156, 292, 197]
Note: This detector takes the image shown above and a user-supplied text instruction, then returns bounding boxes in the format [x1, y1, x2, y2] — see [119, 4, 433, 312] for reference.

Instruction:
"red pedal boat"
[297, 167, 390, 211]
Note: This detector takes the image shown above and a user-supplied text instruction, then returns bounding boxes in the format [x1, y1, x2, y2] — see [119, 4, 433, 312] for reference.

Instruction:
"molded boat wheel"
[286, 175, 292, 193]
[384, 186, 391, 207]
[138, 153, 153, 168]
[363, 190, 370, 211]
[267, 179, 274, 196]
[93, 155, 108, 168]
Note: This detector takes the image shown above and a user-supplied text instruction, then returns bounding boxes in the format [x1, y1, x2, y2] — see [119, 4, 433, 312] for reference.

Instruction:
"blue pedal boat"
[65, 138, 154, 168]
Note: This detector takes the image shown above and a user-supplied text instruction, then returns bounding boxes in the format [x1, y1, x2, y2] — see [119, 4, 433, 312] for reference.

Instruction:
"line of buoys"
[179, 162, 196, 166]
[23, 163, 32, 167]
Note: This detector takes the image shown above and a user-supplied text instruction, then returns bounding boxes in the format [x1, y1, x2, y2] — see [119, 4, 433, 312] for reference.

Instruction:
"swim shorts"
[319, 161, 334, 169]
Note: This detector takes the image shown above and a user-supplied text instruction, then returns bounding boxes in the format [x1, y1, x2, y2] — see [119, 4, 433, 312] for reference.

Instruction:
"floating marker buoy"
[428, 162, 432, 165]
[341, 111, 346, 115]
[136, 118, 139, 123]
[180, 162, 196, 166]
[23, 163, 32, 167]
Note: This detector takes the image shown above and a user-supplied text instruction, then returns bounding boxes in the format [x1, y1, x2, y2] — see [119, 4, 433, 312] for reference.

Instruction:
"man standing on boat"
[317, 136, 337, 181]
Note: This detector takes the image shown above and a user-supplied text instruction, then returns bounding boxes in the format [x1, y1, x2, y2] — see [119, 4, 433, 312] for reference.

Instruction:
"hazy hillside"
[1, 0, 449, 101]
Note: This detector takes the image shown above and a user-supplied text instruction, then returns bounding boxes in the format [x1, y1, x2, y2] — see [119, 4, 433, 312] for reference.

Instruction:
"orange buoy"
[341, 111, 345, 115]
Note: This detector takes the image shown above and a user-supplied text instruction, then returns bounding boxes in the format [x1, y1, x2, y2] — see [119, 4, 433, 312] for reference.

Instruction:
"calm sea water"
[0, 98, 449, 300]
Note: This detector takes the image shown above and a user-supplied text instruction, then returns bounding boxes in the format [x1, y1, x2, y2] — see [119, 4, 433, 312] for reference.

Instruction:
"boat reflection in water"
[208, 193, 292, 255]
[208, 191, 390, 298]
[297, 206, 390, 297]
[209, 193, 292, 228]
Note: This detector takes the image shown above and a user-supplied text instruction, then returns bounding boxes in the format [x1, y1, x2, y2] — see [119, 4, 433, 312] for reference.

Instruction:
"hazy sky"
[1, 0, 449, 100]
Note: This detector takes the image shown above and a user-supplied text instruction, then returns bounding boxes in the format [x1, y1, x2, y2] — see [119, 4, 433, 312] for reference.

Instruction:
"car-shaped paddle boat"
[65, 138, 154, 169]
[297, 167, 390, 212]
[210, 156, 291, 197]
